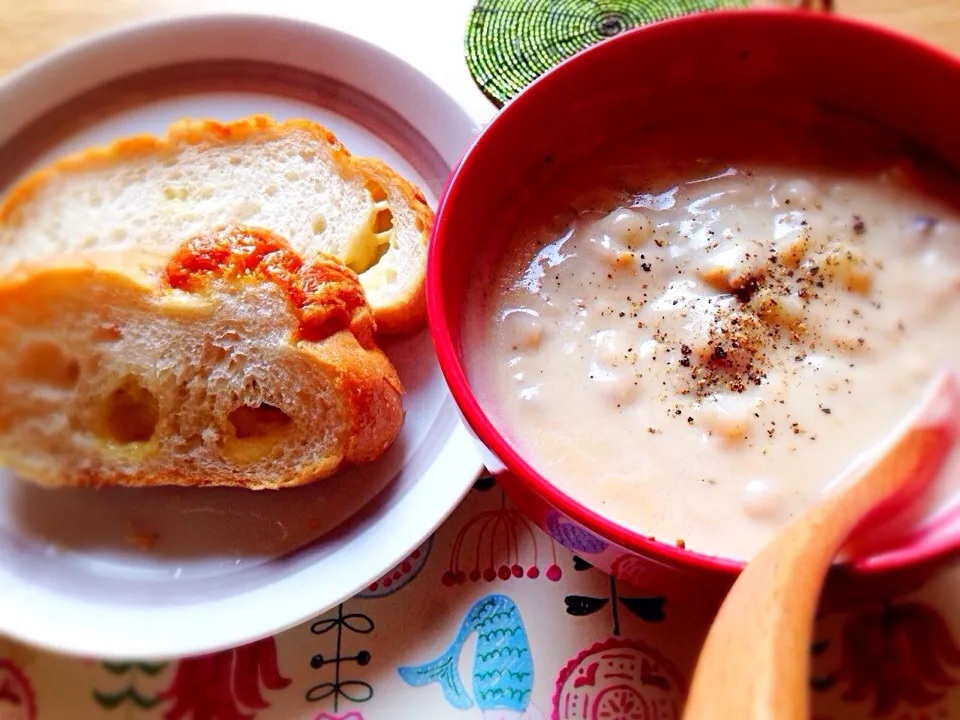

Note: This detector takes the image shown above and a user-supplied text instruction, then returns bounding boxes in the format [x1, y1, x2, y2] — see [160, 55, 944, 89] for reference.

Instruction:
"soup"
[467, 126, 960, 561]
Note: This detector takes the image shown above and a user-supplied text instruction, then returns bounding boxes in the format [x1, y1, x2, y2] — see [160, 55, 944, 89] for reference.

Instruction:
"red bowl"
[428, 9, 960, 611]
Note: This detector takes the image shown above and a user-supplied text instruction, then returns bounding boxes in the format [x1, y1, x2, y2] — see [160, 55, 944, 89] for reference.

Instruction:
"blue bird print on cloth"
[397, 594, 533, 712]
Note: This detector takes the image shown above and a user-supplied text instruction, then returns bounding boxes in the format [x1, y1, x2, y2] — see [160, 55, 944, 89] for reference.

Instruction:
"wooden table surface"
[0, 0, 958, 79]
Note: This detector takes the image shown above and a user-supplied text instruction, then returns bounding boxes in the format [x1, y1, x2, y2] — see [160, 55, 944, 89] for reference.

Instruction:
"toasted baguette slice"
[0, 115, 433, 334]
[0, 226, 404, 490]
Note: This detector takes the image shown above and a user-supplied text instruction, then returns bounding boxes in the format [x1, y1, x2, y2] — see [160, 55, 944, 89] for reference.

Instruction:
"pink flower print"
[442, 491, 562, 587]
[836, 601, 960, 716]
[160, 637, 291, 720]
[0, 659, 36, 720]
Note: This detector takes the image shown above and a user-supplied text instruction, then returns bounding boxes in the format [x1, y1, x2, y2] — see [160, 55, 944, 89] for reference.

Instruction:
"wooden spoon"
[683, 371, 960, 720]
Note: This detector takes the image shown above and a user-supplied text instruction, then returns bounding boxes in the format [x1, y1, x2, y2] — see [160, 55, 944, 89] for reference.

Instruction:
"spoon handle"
[683, 372, 960, 720]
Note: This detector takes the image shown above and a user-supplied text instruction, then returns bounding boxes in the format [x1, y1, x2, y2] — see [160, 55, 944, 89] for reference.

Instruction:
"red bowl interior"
[428, 9, 960, 581]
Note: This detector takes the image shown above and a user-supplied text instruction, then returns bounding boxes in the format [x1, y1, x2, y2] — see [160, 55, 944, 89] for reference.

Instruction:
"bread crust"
[0, 227, 405, 490]
[0, 115, 434, 334]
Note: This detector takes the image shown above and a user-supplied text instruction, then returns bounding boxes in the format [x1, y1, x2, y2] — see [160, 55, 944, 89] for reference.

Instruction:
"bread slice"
[0, 226, 404, 490]
[0, 115, 433, 335]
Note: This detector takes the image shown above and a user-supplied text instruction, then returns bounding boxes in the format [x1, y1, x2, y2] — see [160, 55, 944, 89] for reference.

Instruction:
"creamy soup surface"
[468, 145, 960, 561]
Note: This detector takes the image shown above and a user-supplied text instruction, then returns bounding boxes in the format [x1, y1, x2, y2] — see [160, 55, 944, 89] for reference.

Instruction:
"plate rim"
[0, 11, 484, 660]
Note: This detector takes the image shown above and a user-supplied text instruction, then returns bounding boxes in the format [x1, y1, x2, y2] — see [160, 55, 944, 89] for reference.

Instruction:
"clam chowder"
[469, 161, 960, 560]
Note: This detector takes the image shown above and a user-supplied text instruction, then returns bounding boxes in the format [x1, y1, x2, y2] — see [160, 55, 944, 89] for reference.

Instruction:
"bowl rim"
[427, 7, 960, 579]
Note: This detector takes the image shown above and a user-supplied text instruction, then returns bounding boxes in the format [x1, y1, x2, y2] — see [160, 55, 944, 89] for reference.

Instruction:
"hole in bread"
[371, 242, 391, 271]
[228, 404, 292, 439]
[101, 380, 159, 444]
[17, 342, 80, 388]
[365, 180, 388, 203]
[345, 239, 390, 275]
[162, 186, 188, 201]
[374, 207, 394, 234]
[203, 344, 228, 364]
[312, 215, 327, 235]
[235, 200, 261, 220]
[92, 324, 122, 342]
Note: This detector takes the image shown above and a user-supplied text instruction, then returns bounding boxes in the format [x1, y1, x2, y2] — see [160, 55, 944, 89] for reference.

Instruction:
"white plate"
[0, 13, 484, 660]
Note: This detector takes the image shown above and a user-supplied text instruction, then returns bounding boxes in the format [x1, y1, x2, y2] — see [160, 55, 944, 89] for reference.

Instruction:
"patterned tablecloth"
[2, 473, 960, 720]
[3, 2, 960, 719]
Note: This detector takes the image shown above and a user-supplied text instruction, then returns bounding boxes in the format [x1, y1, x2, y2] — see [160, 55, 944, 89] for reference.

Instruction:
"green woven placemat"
[465, 0, 807, 107]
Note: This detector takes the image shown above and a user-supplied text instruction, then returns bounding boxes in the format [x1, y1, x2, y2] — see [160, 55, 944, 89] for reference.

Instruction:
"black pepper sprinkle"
[853, 215, 866, 235]
[641, 263, 652, 272]
[820, 406, 832, 415]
